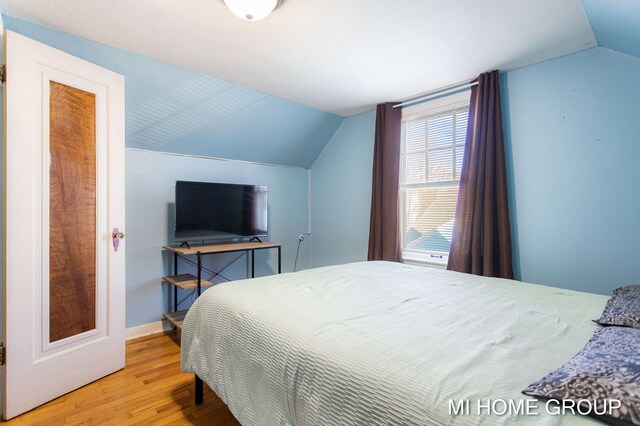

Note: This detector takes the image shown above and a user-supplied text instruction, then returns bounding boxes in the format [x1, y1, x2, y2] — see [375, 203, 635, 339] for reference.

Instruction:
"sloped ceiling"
[1, 0, 596, 116]
[6, 2, 633, 168]
[3, 17, 343, 168]
[582, 0, 640, 60]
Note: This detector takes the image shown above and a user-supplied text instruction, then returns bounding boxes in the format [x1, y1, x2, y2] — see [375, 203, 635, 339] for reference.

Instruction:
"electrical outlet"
[299, 234, 305, 241]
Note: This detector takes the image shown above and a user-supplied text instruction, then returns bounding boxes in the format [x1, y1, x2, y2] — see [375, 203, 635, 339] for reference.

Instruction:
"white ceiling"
[1, 0, 596, 116]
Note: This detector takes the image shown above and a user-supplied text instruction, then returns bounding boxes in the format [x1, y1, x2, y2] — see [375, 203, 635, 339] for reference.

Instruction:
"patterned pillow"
[523, 327, 640, 425]
[596, 285, 640, 328]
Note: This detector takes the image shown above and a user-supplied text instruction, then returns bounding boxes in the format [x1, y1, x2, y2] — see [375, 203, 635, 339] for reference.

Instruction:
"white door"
[3, 31, 125, 419]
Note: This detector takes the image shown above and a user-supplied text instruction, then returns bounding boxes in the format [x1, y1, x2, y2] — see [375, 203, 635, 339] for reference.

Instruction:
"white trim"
[400, 93, 469, 270]
[126, 147, 307, 171]
[307, 169, 312, 234]
[125, 320, 174, 341]
[403, 252, 447, 269]
[394, 81, 477, 110]
[401, 90, 471, 121]
[403, 250, 448, 266]
[395, 77, 477, 105]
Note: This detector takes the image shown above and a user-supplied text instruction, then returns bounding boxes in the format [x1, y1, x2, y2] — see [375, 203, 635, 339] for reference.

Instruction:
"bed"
[180, 261, 609, 425]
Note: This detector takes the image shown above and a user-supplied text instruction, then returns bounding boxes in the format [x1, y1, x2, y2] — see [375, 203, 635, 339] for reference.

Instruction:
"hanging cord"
[293, 235, 304, 272]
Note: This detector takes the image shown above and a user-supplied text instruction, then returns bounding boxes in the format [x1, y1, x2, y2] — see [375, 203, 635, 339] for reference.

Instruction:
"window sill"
[402, 252, 448, 269]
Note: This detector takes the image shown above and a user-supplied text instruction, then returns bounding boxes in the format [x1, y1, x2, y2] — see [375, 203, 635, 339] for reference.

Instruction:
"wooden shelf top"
[163, 274, 213, 290]
[164, 310, 188, 330]
[163, 241, 281, 255]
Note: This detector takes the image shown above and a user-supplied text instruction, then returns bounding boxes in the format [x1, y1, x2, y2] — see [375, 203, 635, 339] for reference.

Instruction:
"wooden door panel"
[49, 81, 97, 342]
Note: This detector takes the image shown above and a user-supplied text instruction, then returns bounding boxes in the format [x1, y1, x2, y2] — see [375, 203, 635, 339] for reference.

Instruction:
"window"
[400, 92, 470, 264]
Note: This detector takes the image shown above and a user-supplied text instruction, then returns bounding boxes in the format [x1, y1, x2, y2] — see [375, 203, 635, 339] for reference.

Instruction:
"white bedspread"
[181, 261, 609, 426]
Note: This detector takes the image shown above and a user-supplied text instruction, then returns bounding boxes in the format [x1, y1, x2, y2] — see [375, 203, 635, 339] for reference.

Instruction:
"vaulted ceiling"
[2, 16, 344, 168]
[1, 0, 598, 117]
[2, 1, 638, 168]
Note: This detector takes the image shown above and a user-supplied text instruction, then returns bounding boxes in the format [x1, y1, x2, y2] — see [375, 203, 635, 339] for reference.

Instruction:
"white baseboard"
[126, 319, 173, 341]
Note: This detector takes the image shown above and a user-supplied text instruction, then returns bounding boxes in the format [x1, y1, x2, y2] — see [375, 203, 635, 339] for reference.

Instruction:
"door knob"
[112, 228, 125, 252]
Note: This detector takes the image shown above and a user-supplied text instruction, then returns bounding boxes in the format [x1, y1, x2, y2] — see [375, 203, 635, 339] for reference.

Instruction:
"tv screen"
[174, 181, 268, 242]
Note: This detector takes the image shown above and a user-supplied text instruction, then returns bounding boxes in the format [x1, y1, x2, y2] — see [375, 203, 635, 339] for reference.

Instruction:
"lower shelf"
[163, 274, 213, 290]
[164, 309, 188, 331]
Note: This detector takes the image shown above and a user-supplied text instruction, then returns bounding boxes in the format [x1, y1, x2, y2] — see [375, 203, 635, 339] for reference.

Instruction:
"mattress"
[181, 261, 609, 426]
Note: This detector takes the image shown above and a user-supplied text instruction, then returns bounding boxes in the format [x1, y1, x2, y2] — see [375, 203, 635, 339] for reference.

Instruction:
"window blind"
[400, 104, 469, 257]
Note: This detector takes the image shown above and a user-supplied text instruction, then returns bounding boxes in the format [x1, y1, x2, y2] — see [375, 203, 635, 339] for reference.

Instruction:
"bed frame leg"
[195, 375, 204, 405]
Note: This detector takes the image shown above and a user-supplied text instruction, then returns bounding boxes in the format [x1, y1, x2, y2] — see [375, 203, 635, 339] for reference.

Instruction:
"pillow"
[596, 285, 640, 328]
[523, 327, 640, 425]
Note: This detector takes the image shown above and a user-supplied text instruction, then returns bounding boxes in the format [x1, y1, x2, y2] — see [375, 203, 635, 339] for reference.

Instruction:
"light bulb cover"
[223, 0, 279, 21]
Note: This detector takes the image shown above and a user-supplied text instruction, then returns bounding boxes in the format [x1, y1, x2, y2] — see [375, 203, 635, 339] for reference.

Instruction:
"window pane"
[404, 153, 425, 184]
[402, 185, 458, 252]
[455, 143, 465, 180]
[400, 102, 469, 257]
[455, 110, 468, 145]
[427, 115, 453, 149]
[427, 147, 453, 182]
[405, 119, 426, 153]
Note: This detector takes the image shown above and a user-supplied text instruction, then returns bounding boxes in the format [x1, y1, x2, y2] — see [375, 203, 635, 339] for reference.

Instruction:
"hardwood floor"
[3, 332, 240, 425]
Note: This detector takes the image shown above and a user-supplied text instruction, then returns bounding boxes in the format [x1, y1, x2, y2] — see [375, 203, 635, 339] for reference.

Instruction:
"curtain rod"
[392, 80, 478, 110]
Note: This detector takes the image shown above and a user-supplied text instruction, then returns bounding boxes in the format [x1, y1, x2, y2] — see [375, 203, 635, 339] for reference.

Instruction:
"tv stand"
[250, 236, 262, 243]
[164, 240, 282, 407]
[162, 241, 282, 331]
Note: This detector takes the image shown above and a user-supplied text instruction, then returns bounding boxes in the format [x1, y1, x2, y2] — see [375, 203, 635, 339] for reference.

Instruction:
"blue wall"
[502, 46, 640, 295]
[310, 111, 376, 267]
[1, 17, 316, 329]
[3, 16, 343, 168]
[126, 149, 309, 327]
[4, 15, 640, 333]
[582, 0, 640, 60]
[310, 48, 640, 296]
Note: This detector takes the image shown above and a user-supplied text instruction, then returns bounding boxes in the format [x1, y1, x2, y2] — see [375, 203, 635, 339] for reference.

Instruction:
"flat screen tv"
[174, 181, 268, 242]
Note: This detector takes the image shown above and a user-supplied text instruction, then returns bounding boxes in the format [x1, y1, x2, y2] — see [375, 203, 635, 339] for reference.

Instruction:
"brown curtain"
[368, 102, 403, 262]
[447, 71, 513, 278]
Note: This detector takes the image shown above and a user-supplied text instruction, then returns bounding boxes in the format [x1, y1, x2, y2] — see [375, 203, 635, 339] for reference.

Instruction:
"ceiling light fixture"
[223, 0, 281, 21]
